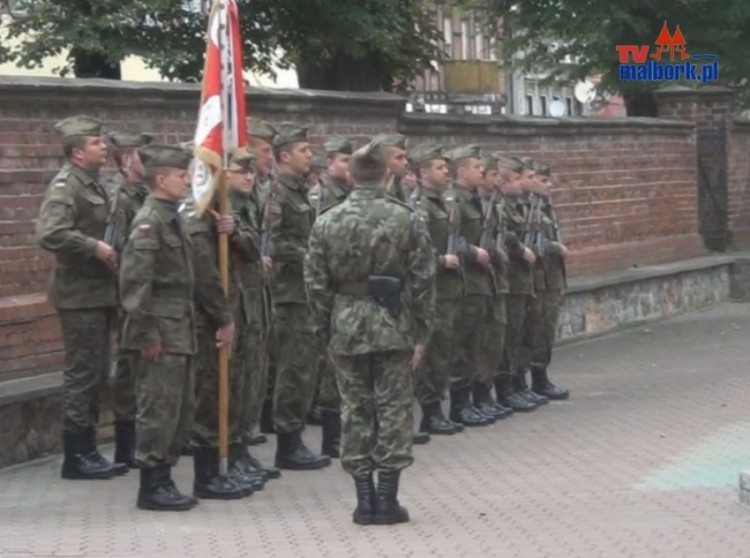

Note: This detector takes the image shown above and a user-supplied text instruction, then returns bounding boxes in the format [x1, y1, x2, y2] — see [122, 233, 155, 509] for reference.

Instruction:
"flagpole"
[217, 0, 231, 477]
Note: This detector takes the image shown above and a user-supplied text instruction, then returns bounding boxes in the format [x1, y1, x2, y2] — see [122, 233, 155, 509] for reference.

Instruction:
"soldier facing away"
[304, 141, 436, 526]
[36, 115, 127, 481]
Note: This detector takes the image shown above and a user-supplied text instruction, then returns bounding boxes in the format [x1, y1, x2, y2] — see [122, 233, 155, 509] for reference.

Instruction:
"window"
[566, 97, 573, 115]
[461, 21, 469, 59]
[540, 96, 547, 116]
[526, 95, 534, 115]
[475, 33, 483, 60]
[443, 17, 453, 58]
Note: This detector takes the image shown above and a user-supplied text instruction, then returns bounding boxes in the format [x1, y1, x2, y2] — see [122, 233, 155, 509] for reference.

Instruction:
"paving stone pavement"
[3, 302, 750, 558]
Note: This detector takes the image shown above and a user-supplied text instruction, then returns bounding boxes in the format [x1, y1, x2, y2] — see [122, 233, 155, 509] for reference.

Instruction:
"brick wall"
[729, 119, 750, 247]
[0, 76, 710, 381]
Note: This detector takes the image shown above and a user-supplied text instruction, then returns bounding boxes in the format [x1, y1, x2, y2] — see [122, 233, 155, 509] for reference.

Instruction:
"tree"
[0, 0, 442, 90]
[461, 0, 750, 115]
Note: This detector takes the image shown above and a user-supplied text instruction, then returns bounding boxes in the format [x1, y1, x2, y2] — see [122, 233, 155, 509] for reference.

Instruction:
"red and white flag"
[191, 0, 248, 215]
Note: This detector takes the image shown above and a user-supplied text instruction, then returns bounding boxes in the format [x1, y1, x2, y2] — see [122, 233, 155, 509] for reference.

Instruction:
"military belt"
[335, 282, 370, 296]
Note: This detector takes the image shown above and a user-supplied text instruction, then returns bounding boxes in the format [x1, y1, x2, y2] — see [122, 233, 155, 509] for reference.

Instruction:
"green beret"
[108, 132, 153, 149]
[54, 115, 102, 139]
[448, 144, 482, 162]
[350, 141, 387, 177]
[482, 153, 500, 172]
[272, 122, 309, 148]
[533, 160, 551, 176]
[496, 154, 525, 173]
[324, 136, 353, 155]
[371, 133, 408, 150]
[229, 146, 256, 168]
[310, 152, 327, 171]
[408, 143, 447, 166]
[138, 144, 192, 170]
[249, 118, 278, 143]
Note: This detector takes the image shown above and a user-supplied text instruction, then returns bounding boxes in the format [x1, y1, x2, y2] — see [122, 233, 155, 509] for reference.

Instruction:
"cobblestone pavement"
[2, 302, 750, 558]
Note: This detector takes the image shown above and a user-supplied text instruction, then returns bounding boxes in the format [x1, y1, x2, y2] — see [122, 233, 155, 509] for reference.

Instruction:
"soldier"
[314, 136, 354, 458]
[185, 149, 261, 500]
[119, 144, 233, 511]
[525, 161, 570, 400]
[495, 155, 539, 412]
[408, 144, 463, 436]
[224, 147, 280, 479]
[36, 115, 126, 480]
[306, 151, 326, 198]
[304, 141, 436, 525]
[446, 145, 496, 427]
[248, 118, 277, 439]
[107, 131, 153, 469]
[370, 133, 409, 202]
[474, 153, 513, 419]
[268, 122, 331, 470]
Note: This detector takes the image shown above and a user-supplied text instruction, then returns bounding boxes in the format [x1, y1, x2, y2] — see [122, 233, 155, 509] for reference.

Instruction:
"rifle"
[104, 173, 125, 251]
[494, 196, 507, 254]
[260, 197, 275, 259]
[523, 194, 546, 258]
[479, 189, 497, 253]
[532, 195, 546, 258]
[547, 197, 563, 243]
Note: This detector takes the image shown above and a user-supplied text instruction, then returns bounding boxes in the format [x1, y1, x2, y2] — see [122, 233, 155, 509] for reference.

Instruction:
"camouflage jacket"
[119, 197, 198, 355]
[413, 186, 462, 301]
[454, 185, 494, 296]
[268, 173, 315, 305]
[502, 195, 533, 295]
[532, 198, 567, 291]
[108, 173, 149, 253]
[304, 184, 436, 356]
[36, 162, 118, 309]
[318, 174, 350, 214]
[186, 210, 239, 335]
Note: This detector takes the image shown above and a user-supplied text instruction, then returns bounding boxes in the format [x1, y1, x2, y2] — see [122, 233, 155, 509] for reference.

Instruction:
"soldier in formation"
[37, 114, 570, 519]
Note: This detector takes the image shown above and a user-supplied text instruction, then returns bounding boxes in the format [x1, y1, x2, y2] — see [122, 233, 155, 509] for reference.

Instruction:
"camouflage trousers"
[134, 352, 195, 468]
[332, 350, 414, 476]
[478, 294, 507, 387]
[415, 299, 458, 405]
[234, 319, 266, 445]
[271, 303, 319, 434]
[58, 308, 115, 432]
[449, 294, 490, 391]
[317, 356, 340, 412]
[112, 313, 136, 421]
[525, 289, 564, 367]
[499, 293, 531, 379]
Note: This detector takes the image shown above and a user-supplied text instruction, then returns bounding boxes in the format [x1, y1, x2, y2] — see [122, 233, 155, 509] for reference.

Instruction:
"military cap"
[448, 144, 483, 162]
[229, 146, 256, 167]
[178, 140, 195, 155]
[249, 118, 278, 143]
[520, 156, 536, 171]
[408, 143, 447, 166]
[323, 136, 353, 155]
[54, 115, 103, 139]
[108, 132, 153, 149]
[495, 154, 525, 173]
[371, 133, 408, 150]
[137, 144, 192, 170]
[533, 160, 552, 176]
[310, 151, 327, 171]
[482, 153, 500, 172]
[349, 141, 387, 178]
[272, 122, 309, 148]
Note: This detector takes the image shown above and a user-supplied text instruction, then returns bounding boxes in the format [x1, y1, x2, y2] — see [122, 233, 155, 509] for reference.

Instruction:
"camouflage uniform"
[36, 116, 123, 480]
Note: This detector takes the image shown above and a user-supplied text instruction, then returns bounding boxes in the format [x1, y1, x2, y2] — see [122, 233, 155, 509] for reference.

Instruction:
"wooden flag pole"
[217, 168, 231, 476]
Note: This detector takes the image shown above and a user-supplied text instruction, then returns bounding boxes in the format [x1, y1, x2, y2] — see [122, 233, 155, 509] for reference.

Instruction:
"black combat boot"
[307, 405, 324, 426]
[321, 410, 341, 458]
[137, 465, 194, 511]
[531, 363, 570, 400]
[449, 387, 490, 427]
[514, 373, 549, 406]
[373, 470, 409, 525]
[472, 382, 510, 421]
[227, 444, 259, 495]
[419, 401, 456, 435]
[243, 447, 281, 480]
[352, 473, 376, 526]
[61, 430, 116, 480]
[275, 432, 331, 470]
[86, 425, 129, 476]
[260, 399, 275, 434]
[496, 376, 537, 413]
[114, 420, 138, 469]
[192, 447, 245, 500]
[412, 432, 431, 445]
[247, 431, 267, 446]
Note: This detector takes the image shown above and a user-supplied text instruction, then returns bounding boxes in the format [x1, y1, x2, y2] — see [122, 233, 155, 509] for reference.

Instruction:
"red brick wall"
[0, 76, 711, 381]
[728, 120, 750, 247]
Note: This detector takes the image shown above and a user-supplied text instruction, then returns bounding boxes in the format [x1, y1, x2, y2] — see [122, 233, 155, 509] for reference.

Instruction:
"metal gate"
[696, 125, 729, 252]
